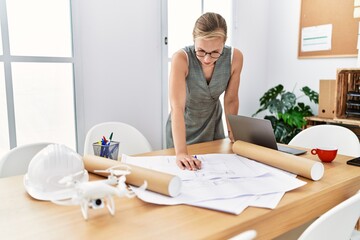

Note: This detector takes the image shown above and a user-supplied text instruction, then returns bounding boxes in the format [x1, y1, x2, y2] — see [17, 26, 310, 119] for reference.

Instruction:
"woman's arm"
[169, 50, 201, 170]
[224, 48, 243, 142]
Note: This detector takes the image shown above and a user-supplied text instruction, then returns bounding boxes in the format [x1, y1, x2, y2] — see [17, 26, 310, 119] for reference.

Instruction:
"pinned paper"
[301, 24, 332, 52]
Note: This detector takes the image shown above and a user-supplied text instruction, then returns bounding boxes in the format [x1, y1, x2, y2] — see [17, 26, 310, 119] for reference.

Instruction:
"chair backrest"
[298, 191, 360, 240]
[288, 125, 360, 157]
[0, 142, 52, 178]
[83, 122, 152, 157]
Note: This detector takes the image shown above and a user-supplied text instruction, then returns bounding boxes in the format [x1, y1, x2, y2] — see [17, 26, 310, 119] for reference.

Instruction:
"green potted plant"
[252, 84, 319, 144]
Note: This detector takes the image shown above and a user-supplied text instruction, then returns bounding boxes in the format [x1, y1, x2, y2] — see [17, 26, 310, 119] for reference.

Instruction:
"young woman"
[166, 12, 243, 171]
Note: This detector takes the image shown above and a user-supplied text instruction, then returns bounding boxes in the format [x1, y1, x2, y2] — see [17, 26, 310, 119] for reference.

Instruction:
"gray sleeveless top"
[166, 45, 232, 148]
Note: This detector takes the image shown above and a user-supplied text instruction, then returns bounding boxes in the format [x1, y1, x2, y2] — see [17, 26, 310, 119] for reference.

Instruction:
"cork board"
[298, 0, 358, 58]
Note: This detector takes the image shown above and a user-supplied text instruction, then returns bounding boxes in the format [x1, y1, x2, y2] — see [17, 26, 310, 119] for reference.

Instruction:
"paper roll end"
[168, 176, 182, 197]
[311, 162, 324, 181]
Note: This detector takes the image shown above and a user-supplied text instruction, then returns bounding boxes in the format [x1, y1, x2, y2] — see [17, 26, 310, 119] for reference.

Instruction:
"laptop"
[227, 114, 307, 155]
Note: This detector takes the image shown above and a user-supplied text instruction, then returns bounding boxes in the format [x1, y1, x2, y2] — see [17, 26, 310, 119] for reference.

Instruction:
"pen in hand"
[190, 155, 201, 171]
[192, 155, 202, 170]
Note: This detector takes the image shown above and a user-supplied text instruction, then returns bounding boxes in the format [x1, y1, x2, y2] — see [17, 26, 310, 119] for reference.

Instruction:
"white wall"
[232, 0, 271, 117]
[267, 0, 357, 111]
[72, 0, 163, 153]
[233, 0, 358, 117]
[72, 0, 359, 153]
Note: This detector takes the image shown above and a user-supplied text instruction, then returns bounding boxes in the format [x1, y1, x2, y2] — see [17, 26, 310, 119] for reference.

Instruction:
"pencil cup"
[92, 141, 120, 160]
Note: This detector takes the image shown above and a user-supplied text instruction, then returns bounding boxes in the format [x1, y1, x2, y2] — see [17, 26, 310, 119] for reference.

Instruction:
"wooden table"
[1, 139, 360, 240]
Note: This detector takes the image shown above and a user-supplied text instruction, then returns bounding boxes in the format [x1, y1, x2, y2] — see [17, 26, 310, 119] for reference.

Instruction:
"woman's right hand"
[176, 154, 202, 171]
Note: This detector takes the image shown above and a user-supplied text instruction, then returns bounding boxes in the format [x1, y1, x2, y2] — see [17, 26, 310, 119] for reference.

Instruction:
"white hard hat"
[24, 144, 89, 201]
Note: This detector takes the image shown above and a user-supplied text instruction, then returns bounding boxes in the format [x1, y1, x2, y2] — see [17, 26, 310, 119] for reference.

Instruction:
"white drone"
[52, 164, 147, 220]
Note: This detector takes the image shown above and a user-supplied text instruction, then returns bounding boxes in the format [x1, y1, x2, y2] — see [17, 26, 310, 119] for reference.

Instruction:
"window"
[0, 0, 76, 158]
[0, 63, 9, 157]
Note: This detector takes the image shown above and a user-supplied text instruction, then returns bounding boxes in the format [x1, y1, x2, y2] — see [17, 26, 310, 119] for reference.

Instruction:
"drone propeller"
[109, 164, 131, 173]
[94, 164, 131, 177]
[139, 180, 148, 191]
[58, 170, 87, 185]
[94, 169, 131, 176]
[117, 175, 127, 191]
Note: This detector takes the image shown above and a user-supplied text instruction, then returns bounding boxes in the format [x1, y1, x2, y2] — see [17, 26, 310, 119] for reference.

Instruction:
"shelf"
[305, 116, 360, 141]
[347, 100, 360, 107]
[305, 116, 360, 126]
[346, 91, 360, 118]
[336, 69, 360, 118]
[347, 91, 360, 97]
[346, 110, 360, 116]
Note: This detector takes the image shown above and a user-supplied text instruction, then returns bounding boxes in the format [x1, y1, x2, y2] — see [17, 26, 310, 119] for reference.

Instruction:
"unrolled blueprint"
[122, 154, 306, 214]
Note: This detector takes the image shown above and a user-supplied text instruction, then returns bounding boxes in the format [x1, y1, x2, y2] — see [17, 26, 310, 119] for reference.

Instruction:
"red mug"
[311, 147, 338, 162]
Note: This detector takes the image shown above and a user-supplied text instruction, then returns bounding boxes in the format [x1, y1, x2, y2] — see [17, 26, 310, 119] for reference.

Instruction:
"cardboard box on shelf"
[318, 80, 336, 119]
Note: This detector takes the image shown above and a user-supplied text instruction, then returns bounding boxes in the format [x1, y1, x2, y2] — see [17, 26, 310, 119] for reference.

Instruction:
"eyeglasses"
[195, 50, 222, 59]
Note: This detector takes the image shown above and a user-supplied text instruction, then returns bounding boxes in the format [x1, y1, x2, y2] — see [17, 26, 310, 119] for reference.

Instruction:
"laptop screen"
[227, 115, 278, 150]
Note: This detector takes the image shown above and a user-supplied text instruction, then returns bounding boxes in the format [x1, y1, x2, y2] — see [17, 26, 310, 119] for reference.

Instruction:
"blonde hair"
[192, 12, 227, 42]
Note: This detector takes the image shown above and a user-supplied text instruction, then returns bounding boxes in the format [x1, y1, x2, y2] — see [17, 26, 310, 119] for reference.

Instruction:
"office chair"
[83, 122, 152, 157]
[298, 191, 360, 240]
[228, 230, 257, 240]
[0, 142, 52, 178]
[276, 125, 360, 240]
[288, 125, 360, 157]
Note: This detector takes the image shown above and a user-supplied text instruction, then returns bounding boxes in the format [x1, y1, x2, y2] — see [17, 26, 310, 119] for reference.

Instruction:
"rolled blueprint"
[83, 155, 182, 197]
[232, 140, 324, 181]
